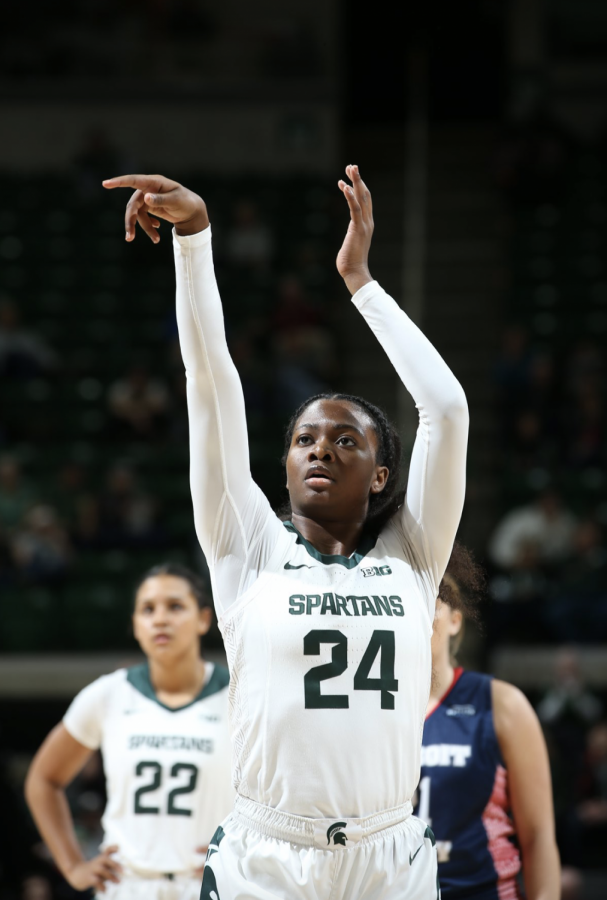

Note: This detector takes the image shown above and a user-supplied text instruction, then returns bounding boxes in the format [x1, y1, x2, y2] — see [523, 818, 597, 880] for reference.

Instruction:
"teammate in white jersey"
[102, 165, 469, 899]
[26, 563, 234, 899]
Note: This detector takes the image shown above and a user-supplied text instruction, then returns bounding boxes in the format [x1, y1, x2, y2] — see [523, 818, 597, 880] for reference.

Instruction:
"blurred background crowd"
[2, 0, 607, 897]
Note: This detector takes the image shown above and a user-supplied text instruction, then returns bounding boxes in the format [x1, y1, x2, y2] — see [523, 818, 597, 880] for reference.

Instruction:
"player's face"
[286, 399, 388, 523]
[431, 599, 462, 662]
[132, 575, 211, 660]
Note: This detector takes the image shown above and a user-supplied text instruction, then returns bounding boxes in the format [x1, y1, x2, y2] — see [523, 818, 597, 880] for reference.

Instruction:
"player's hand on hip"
[336, 164, 374, 295]
[65, 845, 122, 892]
[102, 174, 209, 243]
[194, 845, 208, 877]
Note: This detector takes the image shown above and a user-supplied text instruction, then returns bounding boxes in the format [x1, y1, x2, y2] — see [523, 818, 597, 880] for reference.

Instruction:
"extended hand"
[102, 174, 209, 242]
[65, 845, 122, 893]
[336, 164, 374, 295]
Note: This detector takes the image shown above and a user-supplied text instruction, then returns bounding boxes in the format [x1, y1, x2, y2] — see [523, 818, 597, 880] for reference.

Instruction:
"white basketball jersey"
[63, 663, 234, 875]
[174, 228, 469, 827]
[221, 519, 434, 820]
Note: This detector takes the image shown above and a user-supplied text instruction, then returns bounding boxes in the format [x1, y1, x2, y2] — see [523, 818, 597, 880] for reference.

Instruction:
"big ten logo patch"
[361, 566, 392, 578]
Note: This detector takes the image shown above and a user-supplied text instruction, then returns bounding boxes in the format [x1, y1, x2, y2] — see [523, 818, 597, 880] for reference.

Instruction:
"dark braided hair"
[438, 541, 485, 624]
[134, 562, 210, 610]
[281, 392, 405, 534]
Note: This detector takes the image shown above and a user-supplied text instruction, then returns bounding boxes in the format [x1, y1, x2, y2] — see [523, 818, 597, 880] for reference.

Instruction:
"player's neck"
[290, 512, 366, 558]
[428, 659, 455, 712]
[148, 649, 206, 707]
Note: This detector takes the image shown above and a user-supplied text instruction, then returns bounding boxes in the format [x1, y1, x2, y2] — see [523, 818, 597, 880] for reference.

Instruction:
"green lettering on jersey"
[321, 593, 338, 615]
[306, 595, 322, 615]
[360, 597, 377, 616]
[389, 596, 404, 616]
[289, 595, 305, 615]
[373, 595, 393, 616]
[334, 594, 351, 616]
[347, 596, 365, 616]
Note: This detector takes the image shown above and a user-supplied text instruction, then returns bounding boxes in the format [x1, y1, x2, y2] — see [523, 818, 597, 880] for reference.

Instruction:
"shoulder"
[491, 679, 540, 750]
[75, 667, 128, 704]
[64, 669, 128, 748]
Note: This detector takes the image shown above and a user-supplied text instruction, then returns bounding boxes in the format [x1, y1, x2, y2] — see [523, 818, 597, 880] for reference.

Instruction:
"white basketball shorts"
[200, 795, 439, 900]
[100, 872, 201, 900]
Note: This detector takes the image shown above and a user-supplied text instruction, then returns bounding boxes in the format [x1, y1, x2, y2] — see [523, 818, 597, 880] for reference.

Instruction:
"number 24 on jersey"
[303, 629, 398, 710]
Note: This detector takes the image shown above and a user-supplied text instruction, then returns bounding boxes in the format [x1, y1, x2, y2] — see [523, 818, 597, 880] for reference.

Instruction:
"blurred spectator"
[49, 462, 88, 528]
[560, 867, 584, 900]
[0, 298, 58, 378]
[271, 274, 335, 411]
[226, 200, 274, 269]
[547, 519, 607, 642]
[273, 329, 332, 412]
[560, 722, 607, 868]
[564, 339, 604, 398]
[564, 385, 605, 469]
[107, 365, 170, 439]
[229, 330, 269, 418]
[72, 494, 101, 549]
[20, 875, 53, 900]
[272, 274, 323, 334]
[538, 649, 603, 760]
[489, 489, 577, 571]
[506, 409, 554, 473]
[577, 722, 607, 822]
[493, 324, 535, 435]
[98, 464, 162, 548]
[10, 504, 73, 584]
[0, 456, 34, 531]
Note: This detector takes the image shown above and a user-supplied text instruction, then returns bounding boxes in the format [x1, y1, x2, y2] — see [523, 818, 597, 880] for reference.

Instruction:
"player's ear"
[449, 609, 463, 637]
[198, 607, 213, 637]
[370, 465, 389, 494]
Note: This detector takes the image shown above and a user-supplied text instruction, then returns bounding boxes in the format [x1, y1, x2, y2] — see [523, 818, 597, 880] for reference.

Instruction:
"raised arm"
[103, 176, 276, 608]
[337, 166, 468, 592]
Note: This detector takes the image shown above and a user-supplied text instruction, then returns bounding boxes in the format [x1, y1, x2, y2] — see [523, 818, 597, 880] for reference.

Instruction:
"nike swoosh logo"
[409, 844, 423, 865]
[284, 562, 315, 570]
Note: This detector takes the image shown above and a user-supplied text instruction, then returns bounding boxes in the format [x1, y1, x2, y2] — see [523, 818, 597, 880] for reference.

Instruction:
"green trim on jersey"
[283, 521, 377, 569]
[126, 662, 229, 713]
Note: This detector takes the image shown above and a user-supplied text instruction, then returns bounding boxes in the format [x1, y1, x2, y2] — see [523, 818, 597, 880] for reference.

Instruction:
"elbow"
[24, 767, 39, 808]
[441, 387, 469, 430]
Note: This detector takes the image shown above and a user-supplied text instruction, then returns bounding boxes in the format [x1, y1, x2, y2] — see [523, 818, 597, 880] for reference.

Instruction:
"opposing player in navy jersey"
[26, 563, 233, 899]
[102, 167, 468, 899]
[415, 543, 560, 900]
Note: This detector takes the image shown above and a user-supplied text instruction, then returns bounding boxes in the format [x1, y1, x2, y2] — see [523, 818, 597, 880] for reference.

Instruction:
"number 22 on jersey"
[303, 629, 398, 709]
[134, 761, 199, 816]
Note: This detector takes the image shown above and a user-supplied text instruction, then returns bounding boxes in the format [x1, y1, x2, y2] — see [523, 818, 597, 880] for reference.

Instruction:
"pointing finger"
[103, 174, 175, 192]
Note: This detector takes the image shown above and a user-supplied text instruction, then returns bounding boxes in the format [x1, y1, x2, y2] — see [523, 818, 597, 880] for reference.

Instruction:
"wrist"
[63, 855, 85, 881]
[342, 267, 373, 296]
[175, 204, 209, 236]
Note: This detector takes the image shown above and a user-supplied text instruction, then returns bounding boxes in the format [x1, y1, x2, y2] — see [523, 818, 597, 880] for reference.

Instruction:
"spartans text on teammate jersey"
[288, 593, 404, 616]
[129, 735, 215, 752]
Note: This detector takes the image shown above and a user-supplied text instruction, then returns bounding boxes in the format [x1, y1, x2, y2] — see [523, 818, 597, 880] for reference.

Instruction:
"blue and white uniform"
[415, 670, 522, 900]
[174, 225, 469, 899]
